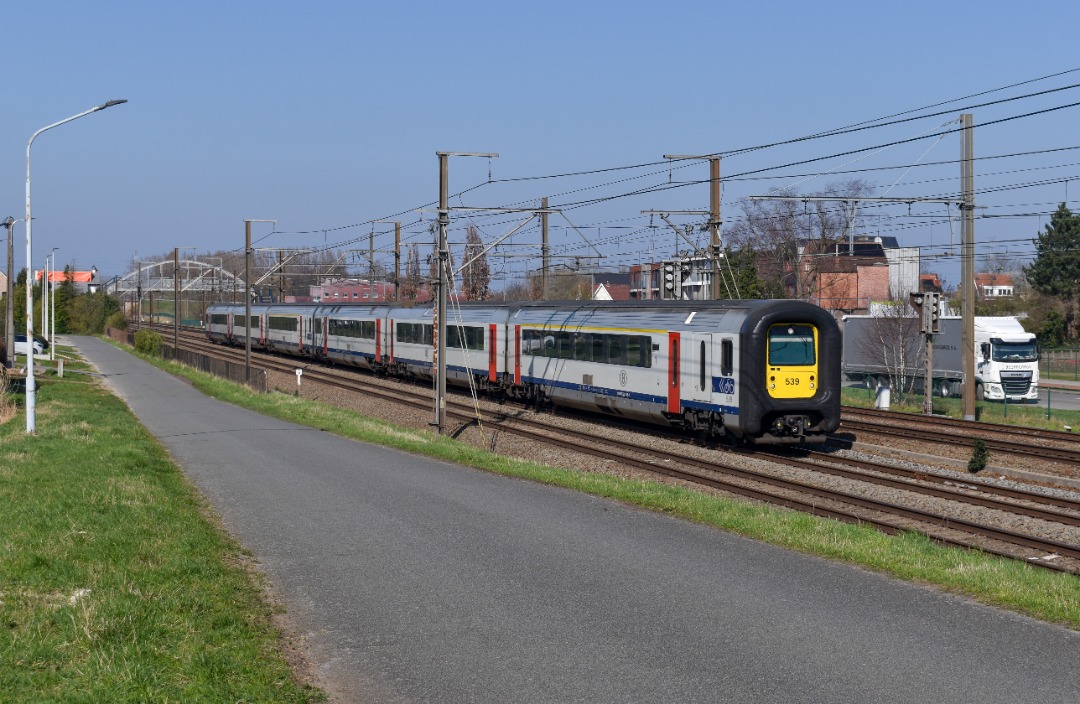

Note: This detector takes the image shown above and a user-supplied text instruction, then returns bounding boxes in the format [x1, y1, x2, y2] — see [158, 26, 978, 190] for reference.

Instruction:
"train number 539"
[784, 377, 800, 386]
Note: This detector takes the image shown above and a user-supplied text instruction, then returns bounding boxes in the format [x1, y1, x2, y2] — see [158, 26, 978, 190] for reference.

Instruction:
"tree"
[529, 268, 592, 300]
[848, 302, 923, 403]
[401, 244, 422, 303]
[725, 179, 874, 300]
[1025, 204, 1080, 299]
[460, 225, 491, 301]
[721, 244, 785, 299]
[1024, 204, 1080, 338]
[67, 290, 121, 334]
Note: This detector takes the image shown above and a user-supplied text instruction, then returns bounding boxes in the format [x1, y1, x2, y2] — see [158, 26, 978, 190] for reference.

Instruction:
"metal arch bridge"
[101, 259, 245, 296]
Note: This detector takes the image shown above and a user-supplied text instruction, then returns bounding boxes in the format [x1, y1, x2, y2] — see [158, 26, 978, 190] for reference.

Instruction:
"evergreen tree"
[1024, 204, 1080, 300]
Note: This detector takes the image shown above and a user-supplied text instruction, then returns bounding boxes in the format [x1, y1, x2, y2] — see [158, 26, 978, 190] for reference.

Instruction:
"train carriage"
[204, 298, 840, 444]
[207, 303, 270, 349]
[444, 303, 514, 392]
[509, 300, 840, 443]
[316, 304, 393, 370]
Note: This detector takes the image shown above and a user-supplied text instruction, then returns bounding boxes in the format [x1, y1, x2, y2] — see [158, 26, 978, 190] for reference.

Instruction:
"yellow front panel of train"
[766, 323, 818, 399]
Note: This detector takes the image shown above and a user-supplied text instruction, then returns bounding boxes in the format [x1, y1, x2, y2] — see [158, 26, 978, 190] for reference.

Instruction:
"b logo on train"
[206, 299, 841, 444]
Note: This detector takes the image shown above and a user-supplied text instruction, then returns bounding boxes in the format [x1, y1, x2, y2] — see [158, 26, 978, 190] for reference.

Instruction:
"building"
[309, 279, 398, 303]
[35, 268, 99, 293]
[974, 272, 1014, 299]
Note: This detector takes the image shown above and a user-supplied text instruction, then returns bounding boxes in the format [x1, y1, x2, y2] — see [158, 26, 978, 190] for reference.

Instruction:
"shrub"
[105, 310, 127, 331]
[134, 329, 162, 356]
[967, 438, 990, 473]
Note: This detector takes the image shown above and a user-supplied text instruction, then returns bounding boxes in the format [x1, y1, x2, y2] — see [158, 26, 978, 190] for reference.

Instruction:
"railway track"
[139, 325, 1080, 575]
[840, 407, 1080, 468]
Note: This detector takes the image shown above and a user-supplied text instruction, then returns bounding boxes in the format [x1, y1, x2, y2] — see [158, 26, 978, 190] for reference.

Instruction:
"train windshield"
[991, 340, 1038, 363]
[768, 324, 816, 366]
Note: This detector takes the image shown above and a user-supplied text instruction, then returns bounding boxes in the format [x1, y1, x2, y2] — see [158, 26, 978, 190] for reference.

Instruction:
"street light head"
[97, 99, 128, 111]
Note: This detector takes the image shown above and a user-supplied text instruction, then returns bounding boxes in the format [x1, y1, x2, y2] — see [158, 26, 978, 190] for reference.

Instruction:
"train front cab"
[739, 301, 841, 444]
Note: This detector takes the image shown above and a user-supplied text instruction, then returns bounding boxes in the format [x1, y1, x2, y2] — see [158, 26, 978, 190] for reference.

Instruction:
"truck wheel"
[975, 384, 985, 401]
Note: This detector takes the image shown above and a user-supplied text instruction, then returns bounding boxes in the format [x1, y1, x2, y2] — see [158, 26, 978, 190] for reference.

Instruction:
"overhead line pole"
[435, 151, 498, 435]
[961, 114, 976, 421]
[244, 219, 276, 384]
[541, 197, 549, 299]
[664, 155, 722, 299]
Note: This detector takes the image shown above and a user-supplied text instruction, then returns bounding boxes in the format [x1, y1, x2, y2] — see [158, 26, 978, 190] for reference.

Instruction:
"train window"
[269, 316, 299, 332]
[556, 332, 574, 359]
[447, 325, 484, 350]
[721, 339, 733, 376]
[210, 314, 227, 326]
[521, 330, 651, 368]
[607, 336, 628, 365]
[233, 315, 258, 328]
[396, 322, 433, 345]
[699, 341, 706, 391]
[768, 324, 816, 366]
[329, 319, 376, 339]
[627, 335, 651, 368]
[573, 333, 592, 361]
[591, 335, 606, 363]
[671, 339, 679, 386]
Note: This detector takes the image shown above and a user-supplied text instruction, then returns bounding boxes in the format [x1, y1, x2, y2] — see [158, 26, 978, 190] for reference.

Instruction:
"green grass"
[0, 368, 323, 702]
[118, 344, 1080, 631]
[841, 386, 1080, 431]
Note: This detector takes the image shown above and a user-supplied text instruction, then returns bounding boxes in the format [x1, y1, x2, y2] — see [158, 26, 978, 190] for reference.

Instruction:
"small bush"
[105, 310, 127, 331]
[134, 329, 163, 356]
[968, 438, 990, 473]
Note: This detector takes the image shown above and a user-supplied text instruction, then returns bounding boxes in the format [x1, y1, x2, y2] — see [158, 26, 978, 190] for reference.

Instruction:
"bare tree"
[530, 268, 593, 300]
[726, 179, 874, 300]
[848, 302, 923, 402]
[461, 225, 491, 301]
[402, 244, 422, 303]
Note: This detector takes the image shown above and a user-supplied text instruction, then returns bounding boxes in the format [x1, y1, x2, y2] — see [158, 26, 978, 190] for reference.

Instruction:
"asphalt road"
[75, 336, 1080, 703]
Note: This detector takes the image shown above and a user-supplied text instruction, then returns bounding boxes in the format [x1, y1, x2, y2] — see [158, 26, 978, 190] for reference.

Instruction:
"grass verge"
[119, 343, 1080, 631]
[841, 385, 1080, 431]
[0, 359, 323, 702]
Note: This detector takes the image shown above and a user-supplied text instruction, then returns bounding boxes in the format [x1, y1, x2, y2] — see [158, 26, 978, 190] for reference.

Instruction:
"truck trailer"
[842, 315, 1039, 402]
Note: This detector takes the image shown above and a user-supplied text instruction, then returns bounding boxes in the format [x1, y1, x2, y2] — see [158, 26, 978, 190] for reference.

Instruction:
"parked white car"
[13, 334, 45, 356]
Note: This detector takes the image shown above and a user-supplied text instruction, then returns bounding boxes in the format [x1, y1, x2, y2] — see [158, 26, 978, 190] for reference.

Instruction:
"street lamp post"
[49, 248, 58, 360]
[24, 99, 127, 434]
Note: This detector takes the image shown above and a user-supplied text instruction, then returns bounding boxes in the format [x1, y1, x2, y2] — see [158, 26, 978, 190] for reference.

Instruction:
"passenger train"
[205, 299, 842, 444]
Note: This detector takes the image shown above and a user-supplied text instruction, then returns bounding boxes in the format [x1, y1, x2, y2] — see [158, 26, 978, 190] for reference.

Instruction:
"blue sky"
[2, 1, 1079, 291]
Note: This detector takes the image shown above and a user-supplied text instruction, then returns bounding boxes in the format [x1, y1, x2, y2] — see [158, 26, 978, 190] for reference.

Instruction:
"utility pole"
[173, 246, 180, 350]
[394, 221, 401, 302]
[541, 196, 549, 299]
[709, 157, 721, 300]
[961, 114, 976, 421]
[435, 151, 498, 435]
[135, 258, 141, 331]
[242, 220, 277, 383]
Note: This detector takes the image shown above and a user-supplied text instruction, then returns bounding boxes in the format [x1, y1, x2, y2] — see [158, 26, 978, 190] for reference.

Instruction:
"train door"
[514, 324, 521, 384]
[667, 332, 681, 414]
[488, 323, 498, 382]
[375, 319, 382, 362]
[684, 334, 712, 406]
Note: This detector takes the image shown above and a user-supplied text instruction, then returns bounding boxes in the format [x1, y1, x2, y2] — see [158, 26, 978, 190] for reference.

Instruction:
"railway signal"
[662, 261, 680, 300]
